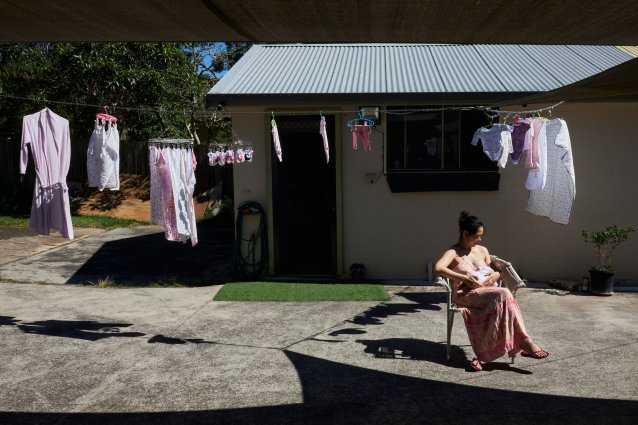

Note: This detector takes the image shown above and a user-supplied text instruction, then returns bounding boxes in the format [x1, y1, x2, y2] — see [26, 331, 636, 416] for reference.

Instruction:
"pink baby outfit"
[451, 257, 530, 363]
[352, 122, 371, 151]
[20, 108, 74, 239]
[156, 149, 180, 241]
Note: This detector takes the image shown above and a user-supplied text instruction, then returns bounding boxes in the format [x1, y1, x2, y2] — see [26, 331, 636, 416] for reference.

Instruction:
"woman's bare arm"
[435, 249, 480, 287]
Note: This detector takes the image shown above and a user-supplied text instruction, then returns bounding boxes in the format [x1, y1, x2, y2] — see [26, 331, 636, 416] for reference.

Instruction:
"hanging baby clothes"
[352, 121, 371, 151]
[524, 118, 548, 190]
[510, 119, 531, 164]
[149, 145, 164, 226]
[166, 144, 198, 246]
[271, 117, 283, 162]
[20, 107, 74, 239]
[526, 118, 575, 224]
[156, 148, 181, 241]
[471, 124, 514, 168]
[319, 116, 330, 163]
[87, 120, 120, 191]
[149, 141, 198, 245]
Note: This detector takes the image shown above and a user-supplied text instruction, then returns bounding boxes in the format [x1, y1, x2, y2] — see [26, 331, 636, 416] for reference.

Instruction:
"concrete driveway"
[0, 281, 636, 424]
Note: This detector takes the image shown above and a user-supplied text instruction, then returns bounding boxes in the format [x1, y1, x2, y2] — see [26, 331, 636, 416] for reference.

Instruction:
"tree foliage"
[0, 42, 251, 145]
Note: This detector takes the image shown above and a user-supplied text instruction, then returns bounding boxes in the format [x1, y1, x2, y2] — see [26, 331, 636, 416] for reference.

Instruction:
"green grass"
[0, 214, 148, 229]
[213, 282, 391, 302]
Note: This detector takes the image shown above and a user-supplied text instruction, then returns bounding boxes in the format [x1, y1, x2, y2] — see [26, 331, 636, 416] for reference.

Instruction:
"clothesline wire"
[0, 93, 565, 117]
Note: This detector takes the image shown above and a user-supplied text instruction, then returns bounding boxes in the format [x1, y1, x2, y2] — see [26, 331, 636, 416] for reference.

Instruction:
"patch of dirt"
[74, 174, 208, 222]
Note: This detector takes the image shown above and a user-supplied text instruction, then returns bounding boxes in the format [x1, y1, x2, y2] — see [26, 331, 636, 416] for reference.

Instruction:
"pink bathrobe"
[20, 108, 74, 239]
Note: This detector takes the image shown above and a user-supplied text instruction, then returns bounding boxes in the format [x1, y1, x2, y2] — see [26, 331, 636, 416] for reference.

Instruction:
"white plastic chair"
[434, 255, 526, 362]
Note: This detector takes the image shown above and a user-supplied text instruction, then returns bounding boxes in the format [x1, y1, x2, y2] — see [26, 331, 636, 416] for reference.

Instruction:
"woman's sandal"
[470, 358, 483, 371]
[521, 349, 550, 359]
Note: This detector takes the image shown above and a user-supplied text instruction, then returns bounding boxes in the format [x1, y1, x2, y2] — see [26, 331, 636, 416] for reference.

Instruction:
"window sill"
[385, 171, 500, 192]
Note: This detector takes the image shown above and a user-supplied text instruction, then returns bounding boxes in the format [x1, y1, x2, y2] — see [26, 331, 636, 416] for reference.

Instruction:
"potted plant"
[582, 225, 635, 295]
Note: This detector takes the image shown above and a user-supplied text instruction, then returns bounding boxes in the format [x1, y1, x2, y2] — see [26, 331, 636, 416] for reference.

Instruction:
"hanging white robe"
[526, 118, 575, 224]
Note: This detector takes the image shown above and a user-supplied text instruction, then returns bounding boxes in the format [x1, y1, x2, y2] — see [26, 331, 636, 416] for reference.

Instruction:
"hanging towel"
[526, 119, 575, 224]
[271, 118, 283, 162]
[87, 120, 120, 191]
[320, 116, 330, 163]
[20, 107, 74, 239]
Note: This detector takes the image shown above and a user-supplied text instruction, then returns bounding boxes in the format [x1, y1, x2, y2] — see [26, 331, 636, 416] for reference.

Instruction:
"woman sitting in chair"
[434, 210, 549, 371]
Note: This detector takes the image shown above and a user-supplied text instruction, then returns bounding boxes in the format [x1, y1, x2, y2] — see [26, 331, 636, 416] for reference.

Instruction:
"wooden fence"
[0, 136, 234, 200]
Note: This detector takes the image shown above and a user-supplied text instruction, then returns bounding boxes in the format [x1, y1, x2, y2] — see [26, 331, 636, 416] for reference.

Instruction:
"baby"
[468, 265, 498, 287]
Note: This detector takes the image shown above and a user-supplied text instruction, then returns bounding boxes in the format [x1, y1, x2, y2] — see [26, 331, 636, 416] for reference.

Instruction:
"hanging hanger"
[96, 105, 118, 123]
[346, 110, 375, 128]
[271, 111, 277, 128]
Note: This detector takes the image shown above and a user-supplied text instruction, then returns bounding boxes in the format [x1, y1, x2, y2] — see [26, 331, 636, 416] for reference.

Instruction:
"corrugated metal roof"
[618, 46, 638, 57]
[209, 44, 632, 97]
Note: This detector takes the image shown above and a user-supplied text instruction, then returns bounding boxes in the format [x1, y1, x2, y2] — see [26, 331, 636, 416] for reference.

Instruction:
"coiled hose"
[234, 201, 268, 278]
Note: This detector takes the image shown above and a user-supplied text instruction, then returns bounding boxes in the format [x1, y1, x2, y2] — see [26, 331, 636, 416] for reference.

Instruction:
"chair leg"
[446, 311, 455, 361]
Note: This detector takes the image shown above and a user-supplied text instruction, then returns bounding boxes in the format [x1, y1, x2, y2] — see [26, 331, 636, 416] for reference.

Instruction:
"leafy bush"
[582, 225, 635, 272]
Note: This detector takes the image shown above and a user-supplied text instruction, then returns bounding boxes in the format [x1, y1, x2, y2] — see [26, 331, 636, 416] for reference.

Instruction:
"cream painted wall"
[232, 103, 638, 283]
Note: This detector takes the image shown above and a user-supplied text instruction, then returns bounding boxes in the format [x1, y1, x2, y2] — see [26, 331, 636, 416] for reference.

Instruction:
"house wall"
[232, 103, 638, 283]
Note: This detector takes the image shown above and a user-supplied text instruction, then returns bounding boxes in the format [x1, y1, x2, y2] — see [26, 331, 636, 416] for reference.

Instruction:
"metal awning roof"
[1, 0, 638, 44]
[207, 44, 633, 106]
[505, 57, 638, 104]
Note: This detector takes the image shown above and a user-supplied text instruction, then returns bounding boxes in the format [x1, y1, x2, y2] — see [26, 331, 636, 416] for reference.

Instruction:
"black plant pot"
[589, 269, 615, 296]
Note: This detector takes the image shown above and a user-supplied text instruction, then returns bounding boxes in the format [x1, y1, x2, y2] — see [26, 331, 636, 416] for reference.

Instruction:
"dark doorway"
[272, 115, 337, 276]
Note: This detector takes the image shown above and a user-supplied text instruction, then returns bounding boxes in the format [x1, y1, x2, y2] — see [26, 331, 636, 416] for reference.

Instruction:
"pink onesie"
[352, 122, 371, 151]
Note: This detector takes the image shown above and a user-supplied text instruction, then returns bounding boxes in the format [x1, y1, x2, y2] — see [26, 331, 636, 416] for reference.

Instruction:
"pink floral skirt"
[454, 287, 530, 362]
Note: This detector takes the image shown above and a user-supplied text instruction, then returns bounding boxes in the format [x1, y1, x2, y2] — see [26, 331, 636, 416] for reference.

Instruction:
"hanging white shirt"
[87, 120, 120, 191]
[526, 118, 575, 224]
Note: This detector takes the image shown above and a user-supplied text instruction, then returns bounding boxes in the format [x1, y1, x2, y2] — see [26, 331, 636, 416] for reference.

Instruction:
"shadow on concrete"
[0, 315, 19, 326]
[0, 350, 635, 424]
[66, 226, 234, 286]
[147, 334, 216, 345]
[17, 319, 146, 341]
[356, 337, 533, 374]
[347, 292, 443, 326]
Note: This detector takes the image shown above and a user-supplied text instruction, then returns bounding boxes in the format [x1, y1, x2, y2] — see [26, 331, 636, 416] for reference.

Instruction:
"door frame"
[265, 107, 343, 276]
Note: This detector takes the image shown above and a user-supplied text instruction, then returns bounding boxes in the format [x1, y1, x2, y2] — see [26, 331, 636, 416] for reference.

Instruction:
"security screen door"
[271, 115, 337, 276]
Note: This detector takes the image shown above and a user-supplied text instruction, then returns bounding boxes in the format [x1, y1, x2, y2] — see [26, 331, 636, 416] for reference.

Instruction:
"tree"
[0, 43, 214, 144]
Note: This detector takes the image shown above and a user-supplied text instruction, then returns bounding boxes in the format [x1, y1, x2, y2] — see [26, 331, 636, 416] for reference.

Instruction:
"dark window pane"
[405, 111, 441, 170]
[386, 108, 405, 170]
[443, 110, 460, 170]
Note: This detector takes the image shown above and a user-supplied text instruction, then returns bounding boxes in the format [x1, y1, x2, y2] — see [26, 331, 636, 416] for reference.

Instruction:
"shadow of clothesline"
[66, 226, 234, 286]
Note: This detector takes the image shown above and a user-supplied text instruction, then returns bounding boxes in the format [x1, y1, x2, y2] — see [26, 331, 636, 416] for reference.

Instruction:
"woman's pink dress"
[452, 258, 530, 362]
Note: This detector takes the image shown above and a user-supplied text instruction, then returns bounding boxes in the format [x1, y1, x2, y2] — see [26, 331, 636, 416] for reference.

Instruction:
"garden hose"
[234, 201, 267, 278]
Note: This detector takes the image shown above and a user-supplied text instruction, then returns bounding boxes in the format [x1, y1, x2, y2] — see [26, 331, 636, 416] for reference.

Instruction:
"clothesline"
[0, 93, 565, 118]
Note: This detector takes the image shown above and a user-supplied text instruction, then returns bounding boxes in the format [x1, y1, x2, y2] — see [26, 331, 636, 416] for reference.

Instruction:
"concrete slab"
[0, 283, 635, 424]
[0, 225, 234, 285]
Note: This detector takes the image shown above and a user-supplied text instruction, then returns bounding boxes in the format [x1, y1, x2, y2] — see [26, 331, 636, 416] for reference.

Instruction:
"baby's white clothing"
[471, 124, 514, 168]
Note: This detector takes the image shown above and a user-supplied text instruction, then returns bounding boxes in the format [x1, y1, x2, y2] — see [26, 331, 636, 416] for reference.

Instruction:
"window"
[385, 106, 500, 192]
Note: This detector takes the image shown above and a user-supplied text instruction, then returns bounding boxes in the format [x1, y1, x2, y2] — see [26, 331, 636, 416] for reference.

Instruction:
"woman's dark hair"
[458, 210, 483, 235]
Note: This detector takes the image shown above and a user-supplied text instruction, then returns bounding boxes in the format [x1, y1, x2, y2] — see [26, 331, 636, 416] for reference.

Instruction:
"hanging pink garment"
[352, 122, 371, 151]
[149, 146, 164, 225]
[20, 108, 74, 239]
[156, 148, 180, 241]
[525, 118, 545, 170]
[271, 119, 283, 162]
[451, 259, 531, 363]
[319, 116, 330, 163]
